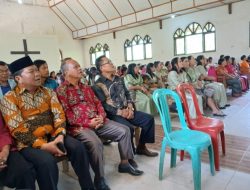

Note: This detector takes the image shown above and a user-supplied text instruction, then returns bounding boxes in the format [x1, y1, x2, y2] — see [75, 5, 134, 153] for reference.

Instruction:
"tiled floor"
[4, 91, 250, 190]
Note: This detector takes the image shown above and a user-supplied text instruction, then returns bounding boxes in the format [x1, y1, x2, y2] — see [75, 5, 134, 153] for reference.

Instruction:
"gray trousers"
[75, 120, 134, 179]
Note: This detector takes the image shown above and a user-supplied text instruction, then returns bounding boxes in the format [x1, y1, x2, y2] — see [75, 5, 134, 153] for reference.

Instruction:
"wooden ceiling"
[45, 0, 244, 39]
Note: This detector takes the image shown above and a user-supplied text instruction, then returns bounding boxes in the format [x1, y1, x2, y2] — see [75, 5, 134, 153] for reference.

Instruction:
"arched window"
[89, 43, 110, 65]
[174, 28, 185, 55]
[103, 44, 110, 58]
[173, 22, 216, 55]
[124, 39, 132, 61]
[144, 35, 152, 59]
[203, 22, 216, 52]
[124, 35, 152, 61]
[185, 22, 203, 54]
[132, 35, 144, 60]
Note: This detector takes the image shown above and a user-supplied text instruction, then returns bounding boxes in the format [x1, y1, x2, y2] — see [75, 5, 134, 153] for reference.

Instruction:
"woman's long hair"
[127, 63, 138, 79]
[146, 63, 156, 78]
[170, 57, 182, 73]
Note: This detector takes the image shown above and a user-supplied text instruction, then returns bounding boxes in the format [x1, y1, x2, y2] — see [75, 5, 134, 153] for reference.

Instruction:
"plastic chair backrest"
[152, 89, 189, 141]
[176, 83, 203, 123]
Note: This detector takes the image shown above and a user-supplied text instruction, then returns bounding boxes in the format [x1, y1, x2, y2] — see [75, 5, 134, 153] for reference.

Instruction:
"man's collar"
[62, 79, 84, 87]
[15, 85, 45, 95]
[99, 74, 116, 82]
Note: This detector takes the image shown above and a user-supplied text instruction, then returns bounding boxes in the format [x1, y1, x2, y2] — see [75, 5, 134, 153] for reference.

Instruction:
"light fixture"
[171, 15, 176, 19]
[18, 0, 23, 4]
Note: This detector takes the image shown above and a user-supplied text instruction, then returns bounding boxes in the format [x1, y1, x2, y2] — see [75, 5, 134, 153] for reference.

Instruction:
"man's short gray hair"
[60, 57, 72, 75]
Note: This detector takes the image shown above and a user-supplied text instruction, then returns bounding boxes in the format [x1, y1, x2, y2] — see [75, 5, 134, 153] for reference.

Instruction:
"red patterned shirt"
[56, 80, 107, 136]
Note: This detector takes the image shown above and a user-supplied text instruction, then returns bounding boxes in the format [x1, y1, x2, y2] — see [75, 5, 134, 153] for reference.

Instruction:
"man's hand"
[41, 140, 66, 157]
[0, 146, 9, 171]
[121, 109, 129, 118]
[126, 108, 134, 119]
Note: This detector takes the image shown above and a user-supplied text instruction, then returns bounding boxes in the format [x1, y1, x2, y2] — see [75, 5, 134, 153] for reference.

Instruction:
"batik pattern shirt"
[95, 75, 133, 116]
[56, 81, 106, 136]
[0, 86, 66, 150]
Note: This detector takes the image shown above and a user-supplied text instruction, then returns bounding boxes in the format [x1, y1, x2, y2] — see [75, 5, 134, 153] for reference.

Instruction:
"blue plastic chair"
[152, 89, 215, 190]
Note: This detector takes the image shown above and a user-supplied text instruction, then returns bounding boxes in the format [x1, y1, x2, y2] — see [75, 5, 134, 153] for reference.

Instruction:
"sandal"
[213, 112, 226, 117]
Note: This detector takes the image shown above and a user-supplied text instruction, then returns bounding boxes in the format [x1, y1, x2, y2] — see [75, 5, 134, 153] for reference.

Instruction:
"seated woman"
[153, 61, 167, 88]
[124, 63, 157, 115]
[225, 56, 248, 92]
[216, 58, 242, 97]
[145, 63, 163, 90]
[239, 55, 250, 75]
[0, 113, 36, 190]
[186, 56, 226, 117]
[231, 57, 249, 90]
[195, 55, 229, 109]
[168, 57, 203, 118]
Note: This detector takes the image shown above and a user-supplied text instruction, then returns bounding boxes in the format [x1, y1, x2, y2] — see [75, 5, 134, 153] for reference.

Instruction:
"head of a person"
[171, 57, 183, 73]
[127, 63, 139, 79]
[61, 58, 83, 81]
[146, 63, 155, 77]
[154, 61, 163, 71]
[231, 57, 236, 65]
[9, 56, 41, 89]
[224, 56, 231, 64]
[187, 56, 196, 67]
[181, 57, 189, 68]
[241, 55, 246, 61]
[208, 57, 213, 63]
[95, 55, 116, 75]
[0, 61, 10, 83]
[196, 55, 205, 66]
[218, 58, 226, 66]
[34, 59, 49, 79]
[165, 61, 171, 71]
[220, 55, 224, 59]
[50, 71, 56, 79]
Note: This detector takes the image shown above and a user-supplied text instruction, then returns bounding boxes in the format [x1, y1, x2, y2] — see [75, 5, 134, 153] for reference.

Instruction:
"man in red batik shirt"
[57, 58, 143, 190]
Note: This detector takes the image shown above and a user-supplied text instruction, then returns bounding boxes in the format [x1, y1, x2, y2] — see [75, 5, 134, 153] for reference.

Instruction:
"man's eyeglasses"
[101, 60, 113, 66]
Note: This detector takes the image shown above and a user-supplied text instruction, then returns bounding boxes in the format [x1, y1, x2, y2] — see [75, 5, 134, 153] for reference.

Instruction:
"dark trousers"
[20, 135, 94, 190]
[0, 151, 36, 190]
[108, 111, 155, 148]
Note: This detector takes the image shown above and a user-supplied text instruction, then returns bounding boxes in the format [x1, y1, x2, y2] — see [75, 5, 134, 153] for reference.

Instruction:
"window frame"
[184, 22, 203, 54]
[203, 22, 216, 52]
[124, 35, 153, 62]
[89, 43, 110, 65]
[174, 22, 216, 55]
[174, 28, 185, 56]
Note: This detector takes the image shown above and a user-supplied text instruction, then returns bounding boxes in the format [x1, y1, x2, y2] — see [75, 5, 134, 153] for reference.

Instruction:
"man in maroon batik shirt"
[57, 58, 143, 190]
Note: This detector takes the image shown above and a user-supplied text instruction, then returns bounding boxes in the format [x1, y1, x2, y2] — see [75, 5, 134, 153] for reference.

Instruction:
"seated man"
[34, 59, 58, 90]
[0, 113, 36, 189]
[0, 56, 94, 190]
[57, 58, 143, 190]
[0, 61, 16, 99]
[94, 55, 158, 157]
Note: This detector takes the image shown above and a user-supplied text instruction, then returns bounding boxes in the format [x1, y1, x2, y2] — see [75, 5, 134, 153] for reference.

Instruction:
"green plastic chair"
[152, 89, 215, 190]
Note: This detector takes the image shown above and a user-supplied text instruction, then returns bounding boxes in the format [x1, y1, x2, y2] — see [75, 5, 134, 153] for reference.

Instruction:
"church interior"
[1, 0, 250, 190]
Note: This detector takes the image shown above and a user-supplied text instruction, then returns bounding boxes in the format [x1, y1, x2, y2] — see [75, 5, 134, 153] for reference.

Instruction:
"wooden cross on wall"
[10, 39, 40, 56]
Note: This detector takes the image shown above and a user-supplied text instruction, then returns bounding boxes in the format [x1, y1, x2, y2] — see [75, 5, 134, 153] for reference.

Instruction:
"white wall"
[0, 1, 83, 72]
[81, 0, 250, 67]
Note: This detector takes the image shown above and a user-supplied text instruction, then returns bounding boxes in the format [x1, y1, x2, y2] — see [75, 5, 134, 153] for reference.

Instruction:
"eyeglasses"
[101, 60, 113, 66]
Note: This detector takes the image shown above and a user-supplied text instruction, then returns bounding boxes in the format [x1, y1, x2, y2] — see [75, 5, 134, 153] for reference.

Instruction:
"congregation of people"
[0, 53, 250, 190]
